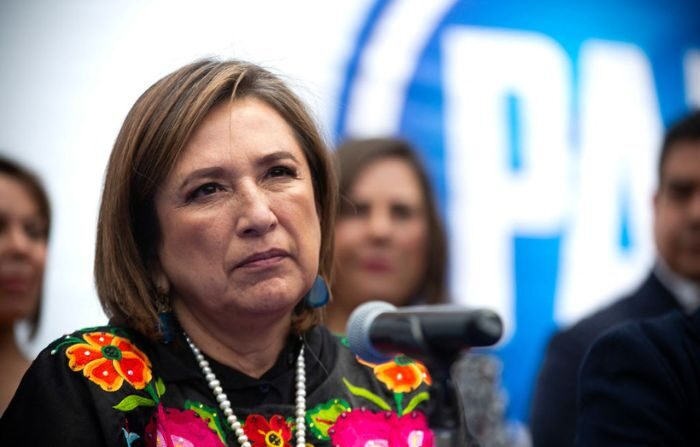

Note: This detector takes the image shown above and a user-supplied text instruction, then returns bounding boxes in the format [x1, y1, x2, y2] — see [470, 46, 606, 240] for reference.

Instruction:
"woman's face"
[333, 157, 429, 308]
[154, 98, 321, 325]
[0, 174, 47, 325]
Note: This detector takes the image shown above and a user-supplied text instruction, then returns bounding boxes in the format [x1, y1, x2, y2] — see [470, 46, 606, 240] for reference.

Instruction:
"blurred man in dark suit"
[529, 110, 700, 446]
[576, 308, 700, 445]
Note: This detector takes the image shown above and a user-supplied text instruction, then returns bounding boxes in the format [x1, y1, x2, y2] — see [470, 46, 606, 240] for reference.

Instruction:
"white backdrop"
[0, 0, 373, 355]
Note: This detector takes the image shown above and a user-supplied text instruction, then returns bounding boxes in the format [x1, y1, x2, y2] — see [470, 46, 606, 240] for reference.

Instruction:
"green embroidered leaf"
[49, 336, 86, 355]
[403, 391, 430, 415]
[155, 378, 166, 397]
[185, 400, 227, 443]
[144, 382, 160, 404]
[394, 392, 404, 415]
[78, 326, 106, 333]
[342, 378, 391, 411]
[113, 395, 156, 411]
[306, 398, 351, 441]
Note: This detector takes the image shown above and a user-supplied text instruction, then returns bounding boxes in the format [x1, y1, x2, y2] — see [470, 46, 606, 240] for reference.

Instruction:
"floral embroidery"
[329, 408, 433, 447]
[121, 427, 140, 447]
[244, 414, 292, 447]
[184, 400, 227, 444]
[360, 355, 432, 393]
[306, 399, 351, 441]
[64, 331, 152, 392]
[144, 405, 225, 447]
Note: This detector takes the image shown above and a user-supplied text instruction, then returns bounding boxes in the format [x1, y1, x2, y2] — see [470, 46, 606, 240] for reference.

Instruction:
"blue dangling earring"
[305, 276, 330, 308]
[155, 288, 175, 344]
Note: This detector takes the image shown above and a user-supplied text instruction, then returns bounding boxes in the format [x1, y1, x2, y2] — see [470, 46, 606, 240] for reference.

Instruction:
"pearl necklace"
[184, 333, 307, 447]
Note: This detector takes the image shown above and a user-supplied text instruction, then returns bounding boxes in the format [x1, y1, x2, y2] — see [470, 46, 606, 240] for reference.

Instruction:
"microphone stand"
[424, 351, 480, 447]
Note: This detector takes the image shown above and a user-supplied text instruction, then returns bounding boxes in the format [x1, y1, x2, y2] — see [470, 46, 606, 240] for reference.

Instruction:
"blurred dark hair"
[659, 110, 700, 181]
[334, 137, 448, 304]
[0, 155, 51, 338]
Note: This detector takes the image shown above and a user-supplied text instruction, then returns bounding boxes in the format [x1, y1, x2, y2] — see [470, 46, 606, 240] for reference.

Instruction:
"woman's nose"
[1, 224, 32, 256]
[367, 209, 392, 238]
[234, 184, 278, 237]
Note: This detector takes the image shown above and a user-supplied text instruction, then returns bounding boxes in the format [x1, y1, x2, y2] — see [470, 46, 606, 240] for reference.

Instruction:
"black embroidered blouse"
[0, 324, 438, 446]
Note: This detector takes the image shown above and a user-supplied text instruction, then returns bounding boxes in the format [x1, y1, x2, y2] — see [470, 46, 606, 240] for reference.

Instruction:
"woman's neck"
[0, 324, 31, 413]
[324, 295, 357, 334]
[173, 302, 292, 379]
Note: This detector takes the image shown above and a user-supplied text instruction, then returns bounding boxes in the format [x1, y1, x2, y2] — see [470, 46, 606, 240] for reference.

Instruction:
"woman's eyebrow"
[178, 166, 228, 190]
[256, 150, 300, 166]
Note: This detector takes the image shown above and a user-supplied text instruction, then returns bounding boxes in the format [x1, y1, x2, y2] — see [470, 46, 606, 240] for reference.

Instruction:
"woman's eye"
[267, 165, 296, 178]
[189, 182, 223, 200]
[24, 222, 47, 241]
[392, 204, 416, 220]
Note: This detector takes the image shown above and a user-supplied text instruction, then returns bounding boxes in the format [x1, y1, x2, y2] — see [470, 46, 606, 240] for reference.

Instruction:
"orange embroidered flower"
[362, 355, 432, 393]
[65, 332, 152, 392]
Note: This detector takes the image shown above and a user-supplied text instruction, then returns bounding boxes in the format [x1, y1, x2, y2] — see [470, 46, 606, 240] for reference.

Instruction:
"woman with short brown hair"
[1, 59, 441, 447]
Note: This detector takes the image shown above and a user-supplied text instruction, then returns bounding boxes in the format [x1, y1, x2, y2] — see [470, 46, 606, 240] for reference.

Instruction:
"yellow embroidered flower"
[65, 332, 152, 391]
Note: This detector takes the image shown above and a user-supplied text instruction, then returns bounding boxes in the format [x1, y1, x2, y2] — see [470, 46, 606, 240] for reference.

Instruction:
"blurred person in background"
[325, 137, 447, 333]
[326, 137, 512, 447]
[576, 307, 700, 445]
[530, 110, 700, 446]
[0, 156, 50, 413]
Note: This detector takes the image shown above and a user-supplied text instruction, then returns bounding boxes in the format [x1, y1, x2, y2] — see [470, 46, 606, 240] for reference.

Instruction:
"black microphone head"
[346, 301, 396, 364]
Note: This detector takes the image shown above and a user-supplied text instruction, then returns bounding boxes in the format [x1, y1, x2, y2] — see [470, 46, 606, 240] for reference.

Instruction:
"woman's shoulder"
[0, 324, 157, 444]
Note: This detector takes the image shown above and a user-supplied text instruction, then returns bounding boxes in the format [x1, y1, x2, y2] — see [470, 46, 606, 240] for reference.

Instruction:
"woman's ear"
[150, 260, 170, 294]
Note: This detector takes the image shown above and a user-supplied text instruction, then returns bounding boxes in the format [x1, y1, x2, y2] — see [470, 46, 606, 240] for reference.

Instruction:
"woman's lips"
[361, 258, 392, 272]
[0, 277, 32, 293]
[235, 248, 289, 269]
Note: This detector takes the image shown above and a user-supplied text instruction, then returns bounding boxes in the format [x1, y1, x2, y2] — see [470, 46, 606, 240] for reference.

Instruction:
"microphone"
[346, 301, 503, 364]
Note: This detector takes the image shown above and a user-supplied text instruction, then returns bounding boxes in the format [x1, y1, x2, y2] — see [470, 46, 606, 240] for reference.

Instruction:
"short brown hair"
[95, 59, 337, 339]
[0, 155, 51, 338]
[333, 137, 448, 304]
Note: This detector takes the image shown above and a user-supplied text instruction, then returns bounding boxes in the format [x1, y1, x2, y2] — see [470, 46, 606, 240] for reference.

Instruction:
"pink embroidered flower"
[144, 405, 225, 447]
[329, 408, 434, 447]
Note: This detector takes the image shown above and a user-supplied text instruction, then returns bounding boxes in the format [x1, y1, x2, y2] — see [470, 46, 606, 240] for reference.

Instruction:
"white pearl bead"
[185, 330, 306, 447]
